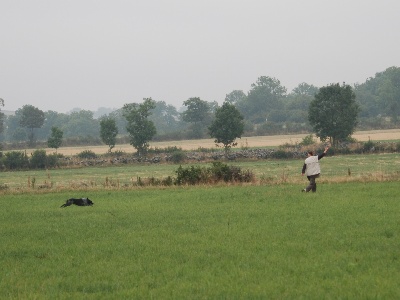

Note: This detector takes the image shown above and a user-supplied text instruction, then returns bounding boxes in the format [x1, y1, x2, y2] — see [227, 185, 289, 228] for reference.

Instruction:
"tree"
[122, 98, 156, 156]
[19, 105, 45, 146]
[291, 82, 319, 97]
[0, 98, 5, 135]
[181, 97, 212, 138]
[100, 117, 118, 152]
[308, 83, 359, 147]
[148, 101, 182, 135]
[355, 66, 400, 123]
[208, 102, 244, 155]
[63, 110, 99, 139]
[239, 76, 287, 124]
[225, 90, 246, 105]
[47, 126, 63, 152]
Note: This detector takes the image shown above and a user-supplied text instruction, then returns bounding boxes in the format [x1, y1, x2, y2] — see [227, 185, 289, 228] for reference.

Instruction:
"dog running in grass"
[60, 197, 94, 208]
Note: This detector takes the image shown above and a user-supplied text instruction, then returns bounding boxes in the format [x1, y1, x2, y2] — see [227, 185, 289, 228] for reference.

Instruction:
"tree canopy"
[19, 105, 45, 146]
[209, 102, 244, 154]
[181, 97, 213, 138]
[47, 126, 63, 152]
[123, 98, 156, 155]
[309, 83, 359, 146]
[100, 117, 118, 152]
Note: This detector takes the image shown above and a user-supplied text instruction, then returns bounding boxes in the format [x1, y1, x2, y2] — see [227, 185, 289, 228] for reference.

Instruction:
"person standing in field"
[301, 145, 330, 192]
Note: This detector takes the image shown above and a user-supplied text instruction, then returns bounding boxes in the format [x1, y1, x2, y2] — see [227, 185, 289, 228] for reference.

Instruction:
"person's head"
[307, 150, 314, 157]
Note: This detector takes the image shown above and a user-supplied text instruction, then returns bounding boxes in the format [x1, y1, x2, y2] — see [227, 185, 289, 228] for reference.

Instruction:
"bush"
[174, 162, 254, 185]
[271, 150, 293, 159]
[77, 150, 97, 159]
[299, 134, 315, 146]
[47, 153, 60, 168]
[363, 140, 376, 152]
[3, 151, 29, 170]
[169, 150, 186, 163]
[175, 165, 206, 185]
[30, 149, 47, 169]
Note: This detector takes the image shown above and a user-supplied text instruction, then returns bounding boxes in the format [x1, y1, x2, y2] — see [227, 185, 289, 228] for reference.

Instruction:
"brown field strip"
[23, 128, 400, 156]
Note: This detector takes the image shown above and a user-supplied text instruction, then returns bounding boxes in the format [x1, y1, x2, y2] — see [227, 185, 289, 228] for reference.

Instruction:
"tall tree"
[181, 97, 212, 138]
[123, 98, 156, 156]
[149, 101, 182, 135]
[100, 117, 118, 152]
[47, 126, 63, 152]
[355, 66, 400, 123]
[63, 110, 99, 138]
[208, 102, 244, 155]
[309, 83, 359, 147]
[225, 90, 246, 105]
[19, 105, 45, 146]
[0, 98, 5, 135]
[239, 76, 287, 123]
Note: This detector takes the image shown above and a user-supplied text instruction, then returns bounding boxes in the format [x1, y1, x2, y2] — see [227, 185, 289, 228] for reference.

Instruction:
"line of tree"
[0, 66, 398, 153]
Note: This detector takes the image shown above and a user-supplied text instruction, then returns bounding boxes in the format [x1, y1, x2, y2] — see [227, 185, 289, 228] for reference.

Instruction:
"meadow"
[1, 133, 400, 298]
[1, 152, 399, 191]
[1, 182, 400, 299]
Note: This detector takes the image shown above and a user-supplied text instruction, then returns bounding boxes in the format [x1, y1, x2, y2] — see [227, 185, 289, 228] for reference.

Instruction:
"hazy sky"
[1, 0, 399, 113]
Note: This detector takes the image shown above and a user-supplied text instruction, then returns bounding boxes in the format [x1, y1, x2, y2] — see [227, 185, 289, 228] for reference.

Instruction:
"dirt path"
[41, 129, 400, 155]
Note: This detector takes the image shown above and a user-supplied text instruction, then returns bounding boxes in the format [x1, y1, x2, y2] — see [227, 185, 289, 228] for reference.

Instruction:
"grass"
[1, 182, 400, 299]
[1, 153, 400, 190]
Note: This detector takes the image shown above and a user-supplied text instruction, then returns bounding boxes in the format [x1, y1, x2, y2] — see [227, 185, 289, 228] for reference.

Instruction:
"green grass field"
[1, 153, 400, 190]
[1, 181, 400, 299]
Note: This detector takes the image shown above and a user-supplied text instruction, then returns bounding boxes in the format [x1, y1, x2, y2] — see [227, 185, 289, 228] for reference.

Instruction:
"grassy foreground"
[1, 182, 400, 299]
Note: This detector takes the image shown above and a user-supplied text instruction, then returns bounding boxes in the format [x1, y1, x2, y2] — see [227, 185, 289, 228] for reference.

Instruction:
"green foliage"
[30, 149, 47, 169]
[271, 149, 293, 159]
[299, 134, 315, 146]
[0, 98, 4, 135]
[175, 162, 254, 185]
[208, 102, 244, 154]
[238, 76, 286, 123]
[181, 97, 213, 138]
[47, 126, 63, 151]
[355, 66, 400, 122]
[169, 150, 186, 163]
[100, 117, 118, 152]
[77, 150, 97, 159]
[2, 151, 29, 170]
[175, 165, 205, 185]
[363, 140, 376, 152]
[309, 83, 360, 147]
[123, 98, 157, 156]
[18, 105, 45, 146]
[224, 90, 247, 104]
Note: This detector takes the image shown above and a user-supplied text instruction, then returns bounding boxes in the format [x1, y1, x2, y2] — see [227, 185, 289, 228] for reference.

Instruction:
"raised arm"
[318, 145, 330, 160]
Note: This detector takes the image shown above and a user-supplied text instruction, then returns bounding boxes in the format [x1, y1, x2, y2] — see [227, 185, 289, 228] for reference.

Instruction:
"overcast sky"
[1, 0, 399, 113]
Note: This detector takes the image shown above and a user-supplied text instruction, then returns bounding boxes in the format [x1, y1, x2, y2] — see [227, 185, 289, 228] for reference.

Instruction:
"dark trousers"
[306, 174, 320, 192]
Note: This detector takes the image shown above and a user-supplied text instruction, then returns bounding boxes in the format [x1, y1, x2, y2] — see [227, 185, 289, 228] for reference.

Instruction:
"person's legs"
[305, 175, 318, 192]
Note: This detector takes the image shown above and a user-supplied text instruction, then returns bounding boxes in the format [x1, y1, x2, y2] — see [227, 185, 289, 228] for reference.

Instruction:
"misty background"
[1, 0, 399, 113]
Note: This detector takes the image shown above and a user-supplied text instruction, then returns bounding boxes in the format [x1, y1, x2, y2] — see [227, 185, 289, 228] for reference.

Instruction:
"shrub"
[47, 153, 60, 168]
[3, 151, 29, 170]
[299, 134, 315, 146]
[30, 149, 47, 169]
[175, 165, 206, 185]
[271, 150, 292, 159]
[174, 162, 254, 185]
[363, 140, 376, 152]
[169, 150, 186, 163]
[77, 150, 97, 159]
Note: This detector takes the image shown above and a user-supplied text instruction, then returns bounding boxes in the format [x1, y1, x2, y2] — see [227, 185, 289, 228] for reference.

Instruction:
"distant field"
[23, 128, 400, 156]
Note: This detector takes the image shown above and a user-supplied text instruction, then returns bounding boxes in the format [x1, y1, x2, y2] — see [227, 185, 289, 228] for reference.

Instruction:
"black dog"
[60, 197, 94, 208]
